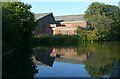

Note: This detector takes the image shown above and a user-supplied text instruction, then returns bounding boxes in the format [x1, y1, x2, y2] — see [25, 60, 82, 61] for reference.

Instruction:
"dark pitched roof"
[55, 14, 85, 22]
[34, 13, 52, 21]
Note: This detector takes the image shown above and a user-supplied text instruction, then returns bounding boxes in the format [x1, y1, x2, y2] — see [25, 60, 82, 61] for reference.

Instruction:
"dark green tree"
[2, 2, 38, 78]
[78, 2, 120, 42]
[2, 2, 35, 53]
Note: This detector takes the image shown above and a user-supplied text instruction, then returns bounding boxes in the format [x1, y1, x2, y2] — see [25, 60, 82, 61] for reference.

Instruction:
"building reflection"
[33, 42, 120, 78]
[33, 47, 55, 67]
[33, 47, 89, 67]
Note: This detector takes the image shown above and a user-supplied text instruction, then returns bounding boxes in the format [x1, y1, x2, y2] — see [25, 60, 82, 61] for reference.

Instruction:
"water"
[2, 41, 120, 78]
[36, 63, 90, 77]
[33, 41, 120, 78]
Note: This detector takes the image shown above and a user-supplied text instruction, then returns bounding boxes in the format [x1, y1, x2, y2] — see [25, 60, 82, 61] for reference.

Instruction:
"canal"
[2, 41, 120, 78]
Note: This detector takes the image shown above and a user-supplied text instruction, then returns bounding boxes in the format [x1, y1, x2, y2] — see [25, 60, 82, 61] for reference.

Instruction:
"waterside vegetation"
[33, 34, 81, 47]
[34, 2, 120, 46]
[78, 2, 120, 42]
[3, 2, 120, 52]
[2, 2, 35, 53]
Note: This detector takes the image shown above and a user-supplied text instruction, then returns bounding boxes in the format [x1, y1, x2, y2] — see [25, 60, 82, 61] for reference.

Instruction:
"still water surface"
[2, 41, 120, 78]
[33, 41, 120, 78]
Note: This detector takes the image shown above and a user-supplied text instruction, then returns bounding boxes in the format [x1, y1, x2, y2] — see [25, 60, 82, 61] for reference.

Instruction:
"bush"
[33, 34, 81, 47]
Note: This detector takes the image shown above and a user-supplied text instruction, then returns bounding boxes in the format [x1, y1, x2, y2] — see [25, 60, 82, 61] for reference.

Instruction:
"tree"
[79, 2, 120, 41]
[2, 2, 35, 53]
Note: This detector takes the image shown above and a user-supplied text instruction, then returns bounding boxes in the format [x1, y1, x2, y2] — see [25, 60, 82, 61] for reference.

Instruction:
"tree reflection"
[78, 42, 120, 78]
[2, 47, 38, 78]
[84, 59, 117, 77]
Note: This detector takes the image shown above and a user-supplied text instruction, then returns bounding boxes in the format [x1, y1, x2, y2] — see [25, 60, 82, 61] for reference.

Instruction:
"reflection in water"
[33, 47, 55, 67]
[2, 47, 37, 78]
[35, 62, 90, 77]
[33, 47, 88, 65]
[33, 41, 120, 78]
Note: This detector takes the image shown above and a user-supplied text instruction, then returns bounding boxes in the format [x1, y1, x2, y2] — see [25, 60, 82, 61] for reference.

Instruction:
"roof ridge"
[35, 12, 52, 15]
[34, 12, 53, 21]
[55, 14, 84, 17]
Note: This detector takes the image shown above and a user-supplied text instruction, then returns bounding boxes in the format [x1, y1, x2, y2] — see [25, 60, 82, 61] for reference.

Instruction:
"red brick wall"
[51, 21, 86, 35]
[52, 27, 77, 35]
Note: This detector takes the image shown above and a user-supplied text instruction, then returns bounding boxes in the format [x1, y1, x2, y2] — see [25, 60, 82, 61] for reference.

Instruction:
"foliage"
[78, 2, 120, 42]
[33, 34, 81, 47]
[77, 27, 98, 42]
[2, 2, 35, 53]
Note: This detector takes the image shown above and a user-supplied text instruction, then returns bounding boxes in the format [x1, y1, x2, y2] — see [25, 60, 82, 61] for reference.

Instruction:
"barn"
[54, 14, 86, 35]
[34, 13, 56, 35]
[34, 13, 87, 35]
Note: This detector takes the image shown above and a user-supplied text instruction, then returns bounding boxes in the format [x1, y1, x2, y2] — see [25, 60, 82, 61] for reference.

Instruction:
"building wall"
[51, 21, 86, 35]
[35, 13, 56, 35]
[52, 26, 77, 35]
[35, 13, 87, 35]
